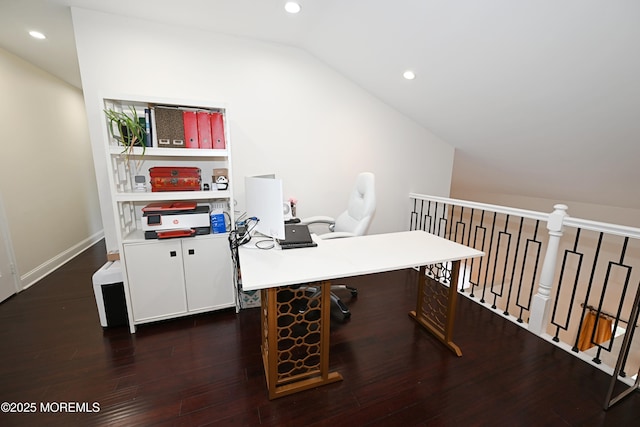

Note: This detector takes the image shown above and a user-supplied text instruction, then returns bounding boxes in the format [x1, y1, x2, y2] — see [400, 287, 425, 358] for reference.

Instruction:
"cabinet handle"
[170, 251, 177, 257]
[188, 249, 195, 255]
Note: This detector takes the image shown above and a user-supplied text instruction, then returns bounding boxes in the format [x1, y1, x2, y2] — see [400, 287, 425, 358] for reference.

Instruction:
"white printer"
[141, 202, 210, 239]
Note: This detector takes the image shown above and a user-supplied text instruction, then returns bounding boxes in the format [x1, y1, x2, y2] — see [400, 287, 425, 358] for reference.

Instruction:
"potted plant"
[104, 106, 147, 157]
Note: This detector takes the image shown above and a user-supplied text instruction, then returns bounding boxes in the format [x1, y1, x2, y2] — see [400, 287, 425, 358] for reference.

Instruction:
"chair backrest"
[333, 172, 376, 236]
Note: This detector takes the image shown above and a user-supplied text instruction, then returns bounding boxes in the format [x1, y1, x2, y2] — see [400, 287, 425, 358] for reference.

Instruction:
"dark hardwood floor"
[1, 240, 639, 426]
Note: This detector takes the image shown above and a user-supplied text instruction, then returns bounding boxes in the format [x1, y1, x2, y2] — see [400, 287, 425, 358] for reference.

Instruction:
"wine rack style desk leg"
[409, 261, 463, 357]
[260, 281, 343, 399]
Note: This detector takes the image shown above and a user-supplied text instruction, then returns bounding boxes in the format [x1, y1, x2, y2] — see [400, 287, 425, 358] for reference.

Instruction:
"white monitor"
[245, 175, 285, 240]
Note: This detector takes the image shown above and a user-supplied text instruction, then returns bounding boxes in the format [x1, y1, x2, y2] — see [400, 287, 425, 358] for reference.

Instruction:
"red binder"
[182, 110, 199, 148]
[210, 112, 226, 149]
[197, 111, 212, 149]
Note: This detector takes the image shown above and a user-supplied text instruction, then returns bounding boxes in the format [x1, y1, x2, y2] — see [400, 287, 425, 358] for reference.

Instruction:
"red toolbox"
[149, 167, 201, 192]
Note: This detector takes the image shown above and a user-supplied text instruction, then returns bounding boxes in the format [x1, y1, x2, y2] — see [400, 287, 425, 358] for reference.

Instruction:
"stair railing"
[409, 193, 640, 386]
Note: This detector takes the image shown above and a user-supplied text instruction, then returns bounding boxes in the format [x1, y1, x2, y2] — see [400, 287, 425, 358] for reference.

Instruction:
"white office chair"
[300, 172, 376, 319]
[301, 172, 376, 238]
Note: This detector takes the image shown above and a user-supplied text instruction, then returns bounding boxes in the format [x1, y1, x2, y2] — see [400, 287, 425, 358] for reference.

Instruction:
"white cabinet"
[182, 235, 235, 312]
[124, 234, 235, 324]
[124, 239, 187, 322]
[100, 95, 238, 332]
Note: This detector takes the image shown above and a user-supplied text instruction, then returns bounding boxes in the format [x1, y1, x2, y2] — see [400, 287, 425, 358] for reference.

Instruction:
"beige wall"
[451, 188, 640, 228]
[71, 8, 456, 251]
[0, 47, 102, 290]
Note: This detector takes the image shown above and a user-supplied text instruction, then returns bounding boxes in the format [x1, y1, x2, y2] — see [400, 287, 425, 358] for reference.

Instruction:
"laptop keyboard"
[279, 242, 318, 249]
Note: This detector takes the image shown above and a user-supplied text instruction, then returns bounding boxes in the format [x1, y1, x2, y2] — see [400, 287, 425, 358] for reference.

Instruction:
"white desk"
[238, 230, 483, 399]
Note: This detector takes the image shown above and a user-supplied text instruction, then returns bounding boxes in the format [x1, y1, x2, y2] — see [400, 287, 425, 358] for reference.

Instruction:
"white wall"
[71, 8, 455, 251]
[0, 47, 102, 289]
[451, 187, 640, 228]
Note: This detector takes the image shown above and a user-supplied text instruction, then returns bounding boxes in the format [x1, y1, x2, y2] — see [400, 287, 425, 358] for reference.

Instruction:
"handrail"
[562, 216, 640, 239]
[409, 193, 549, 222]
[410, 193, 640, 240]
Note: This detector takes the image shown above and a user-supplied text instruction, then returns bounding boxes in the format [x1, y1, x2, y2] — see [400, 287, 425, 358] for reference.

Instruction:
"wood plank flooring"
[1, 240, 639, 426]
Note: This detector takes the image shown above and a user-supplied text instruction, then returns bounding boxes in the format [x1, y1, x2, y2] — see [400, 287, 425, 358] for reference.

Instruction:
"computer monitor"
[245, 175, 286, 240]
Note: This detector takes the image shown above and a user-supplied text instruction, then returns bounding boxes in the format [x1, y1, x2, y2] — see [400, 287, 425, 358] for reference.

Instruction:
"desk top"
[238, 230, 484, 291]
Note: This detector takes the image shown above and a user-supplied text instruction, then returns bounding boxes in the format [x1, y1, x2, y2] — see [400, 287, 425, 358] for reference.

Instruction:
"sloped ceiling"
[1, 0, 639, 209]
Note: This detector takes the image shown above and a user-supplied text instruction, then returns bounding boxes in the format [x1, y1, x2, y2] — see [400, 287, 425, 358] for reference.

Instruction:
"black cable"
[227, 217, 259, 251]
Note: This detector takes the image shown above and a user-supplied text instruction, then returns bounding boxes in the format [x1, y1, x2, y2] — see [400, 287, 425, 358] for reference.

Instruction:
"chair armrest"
[317, 231, 356, 240]
[299, 216, 335, 225]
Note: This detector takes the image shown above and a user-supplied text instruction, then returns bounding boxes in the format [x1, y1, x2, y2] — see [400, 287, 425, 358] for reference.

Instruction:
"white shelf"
[109, 146, 229, 158]
[114, 190, 232, 202]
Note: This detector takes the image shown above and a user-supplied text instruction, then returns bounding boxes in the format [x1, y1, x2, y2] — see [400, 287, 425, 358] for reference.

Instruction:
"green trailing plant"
[104, 106, 147, 158]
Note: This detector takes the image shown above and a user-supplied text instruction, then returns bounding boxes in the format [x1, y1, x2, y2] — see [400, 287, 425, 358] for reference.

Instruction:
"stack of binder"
[151, 106, 226, 149]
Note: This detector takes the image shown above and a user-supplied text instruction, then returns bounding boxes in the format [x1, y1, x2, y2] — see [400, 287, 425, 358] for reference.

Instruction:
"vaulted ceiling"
[2, 0, 639, 209]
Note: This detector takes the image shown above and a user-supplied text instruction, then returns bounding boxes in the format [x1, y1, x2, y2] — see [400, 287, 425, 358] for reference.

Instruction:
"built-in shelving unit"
[102, 95, 237, 333]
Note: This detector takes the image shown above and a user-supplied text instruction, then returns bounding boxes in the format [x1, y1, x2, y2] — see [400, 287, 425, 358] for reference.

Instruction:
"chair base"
[300, 285, 357, 321]
[330, 285, 358, 320]
[331, 292, 351, 319]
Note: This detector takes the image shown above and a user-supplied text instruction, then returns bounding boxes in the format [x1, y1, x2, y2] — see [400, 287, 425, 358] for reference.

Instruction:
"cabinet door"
[124, 240, 187, 322]
[182, 236, 235, 312]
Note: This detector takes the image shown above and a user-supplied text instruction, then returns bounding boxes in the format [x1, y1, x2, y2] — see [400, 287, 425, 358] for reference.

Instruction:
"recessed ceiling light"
[284, 2, 301, 14]
[403, 70, 416, 80]
[29, 30, 46, 40]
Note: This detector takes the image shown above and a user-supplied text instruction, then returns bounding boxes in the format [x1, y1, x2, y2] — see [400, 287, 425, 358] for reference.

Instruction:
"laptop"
[277, 224, 318, 249]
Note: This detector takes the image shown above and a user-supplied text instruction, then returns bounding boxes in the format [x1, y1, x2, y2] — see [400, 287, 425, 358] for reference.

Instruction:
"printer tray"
[145, 226, 210, 240]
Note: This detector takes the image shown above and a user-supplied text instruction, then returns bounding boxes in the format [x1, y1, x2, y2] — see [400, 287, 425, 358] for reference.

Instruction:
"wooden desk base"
[260, 281, 343, 400]
[260, 261, 462, 399]
[409, 261, 463, 357]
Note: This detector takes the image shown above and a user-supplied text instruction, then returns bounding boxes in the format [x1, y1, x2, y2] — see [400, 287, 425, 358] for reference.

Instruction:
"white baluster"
[529, 204, 568, 335]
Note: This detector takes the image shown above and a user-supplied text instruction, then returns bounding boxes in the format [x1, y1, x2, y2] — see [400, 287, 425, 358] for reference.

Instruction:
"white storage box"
[92, 261, 128, 327]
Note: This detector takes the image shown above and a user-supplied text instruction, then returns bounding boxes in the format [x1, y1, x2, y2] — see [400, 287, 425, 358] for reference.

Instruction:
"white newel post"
[528, 204, 568, 335]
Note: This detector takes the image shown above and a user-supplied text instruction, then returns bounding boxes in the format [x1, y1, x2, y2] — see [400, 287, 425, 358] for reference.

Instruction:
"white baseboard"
[20, 231, 104, 291]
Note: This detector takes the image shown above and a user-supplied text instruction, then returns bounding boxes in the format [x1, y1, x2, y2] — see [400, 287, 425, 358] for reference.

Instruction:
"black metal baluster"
[491, 214, 511, 311]
[480, 212, 498, 304]
[515, 219, 542, 323]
